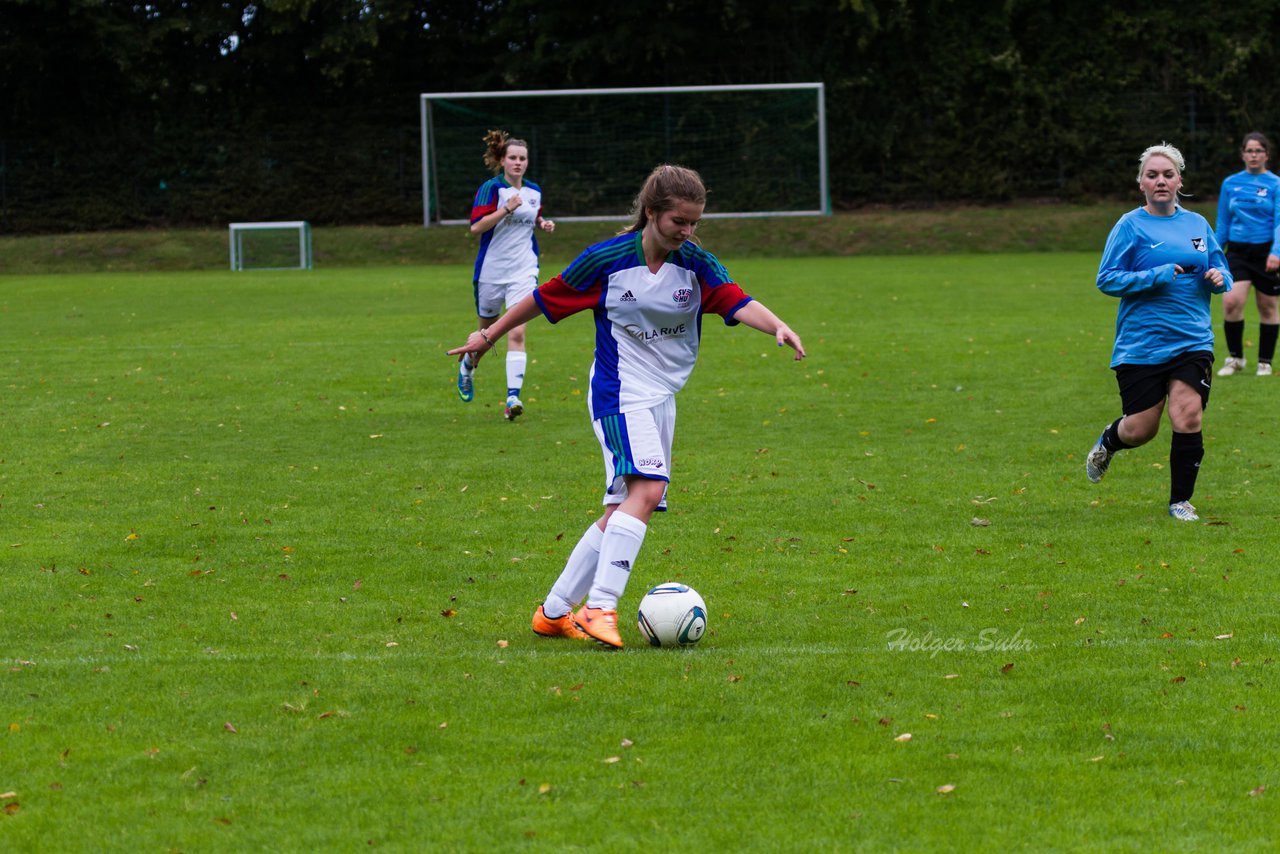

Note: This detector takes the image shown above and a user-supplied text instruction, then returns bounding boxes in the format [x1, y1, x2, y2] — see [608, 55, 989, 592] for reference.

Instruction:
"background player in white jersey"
[1215, 132, 1280, 377]
[1086, 143, 1231, 522]
[448, 165, 806, 647]
[456, 129, 556, 419]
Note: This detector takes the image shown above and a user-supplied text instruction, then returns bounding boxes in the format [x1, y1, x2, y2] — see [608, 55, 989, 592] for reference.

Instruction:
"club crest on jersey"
[1258, 188, 1269, 197]
[1191, 237, 1206, 252]
[672, 288, 693, 305]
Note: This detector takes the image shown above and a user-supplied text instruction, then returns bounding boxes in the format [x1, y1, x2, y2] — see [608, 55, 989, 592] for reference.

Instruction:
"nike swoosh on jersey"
[1149, 242, 1165, 248]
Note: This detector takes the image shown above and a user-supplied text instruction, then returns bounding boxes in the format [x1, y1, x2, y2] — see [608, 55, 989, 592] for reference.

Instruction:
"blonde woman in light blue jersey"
[1086, 143, 1231, 522]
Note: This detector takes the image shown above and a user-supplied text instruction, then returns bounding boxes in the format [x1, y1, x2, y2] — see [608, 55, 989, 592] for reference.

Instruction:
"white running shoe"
[1217, 356, 1246, 376]
[1168, 501, 1199, 522]
[1085, 431, 1113, 483]
[1258, 361, 1273, 377]
[504, 394, 524, 421]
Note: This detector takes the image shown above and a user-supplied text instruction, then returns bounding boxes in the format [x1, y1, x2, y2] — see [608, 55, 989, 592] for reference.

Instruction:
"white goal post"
[419, 83, 829, 227]
[228, 221, 313, 271]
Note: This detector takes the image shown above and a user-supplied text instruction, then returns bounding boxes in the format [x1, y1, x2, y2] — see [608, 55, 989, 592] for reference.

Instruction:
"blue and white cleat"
[457, 358, 474, 403]
[1085, 431, 1113, 483]
[1168, 501, 1199, 522]
[504, 394, 524, 421]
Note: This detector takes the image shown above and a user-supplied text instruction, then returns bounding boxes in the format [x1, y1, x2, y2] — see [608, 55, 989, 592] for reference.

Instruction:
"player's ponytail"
[482, 129, 530, 175]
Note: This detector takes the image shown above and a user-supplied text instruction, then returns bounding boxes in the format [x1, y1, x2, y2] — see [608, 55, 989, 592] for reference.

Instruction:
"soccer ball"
[637, 582, 707, 647]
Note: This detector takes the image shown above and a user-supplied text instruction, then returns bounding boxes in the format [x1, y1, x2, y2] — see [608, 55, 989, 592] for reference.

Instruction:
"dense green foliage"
[4, 259, 1279, 848]
[5, 1, 1280, 232]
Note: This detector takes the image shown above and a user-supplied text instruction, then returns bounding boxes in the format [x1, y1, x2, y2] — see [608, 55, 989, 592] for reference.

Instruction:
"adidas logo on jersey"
[620, 290, 637, 302]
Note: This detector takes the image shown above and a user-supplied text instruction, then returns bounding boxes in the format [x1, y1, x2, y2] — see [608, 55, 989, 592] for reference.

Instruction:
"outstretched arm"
[731, 300, 806, 360]
[447, 292, 542, 358]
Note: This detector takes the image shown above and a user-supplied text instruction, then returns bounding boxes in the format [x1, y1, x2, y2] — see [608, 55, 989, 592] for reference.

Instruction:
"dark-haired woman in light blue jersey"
[1086, 143, 1232, 522]
[1215, 132, 1280, 377]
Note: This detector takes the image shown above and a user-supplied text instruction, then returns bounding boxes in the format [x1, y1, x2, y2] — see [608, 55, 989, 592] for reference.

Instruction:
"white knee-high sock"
[543, 523, 603, 618]
[586, 511, 647, 611]
[507, 351, 527, 394]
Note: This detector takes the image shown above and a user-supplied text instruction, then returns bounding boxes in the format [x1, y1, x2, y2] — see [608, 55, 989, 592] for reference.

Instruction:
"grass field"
[0, 203, 1138, 275]
[3, 253, 1279, 851]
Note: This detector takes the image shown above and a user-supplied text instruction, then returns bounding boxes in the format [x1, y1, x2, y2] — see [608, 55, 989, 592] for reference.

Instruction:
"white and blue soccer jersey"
[1097, 207, 1232, 367]
[532, 233, 754, 418]
[1215, 169, 1280, 247]
[470, 177, 544, 285]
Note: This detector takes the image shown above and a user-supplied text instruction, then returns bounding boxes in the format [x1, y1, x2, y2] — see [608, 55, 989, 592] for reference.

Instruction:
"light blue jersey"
[1097, 207, 1232, 367]
[1215, 169, 1280, 247]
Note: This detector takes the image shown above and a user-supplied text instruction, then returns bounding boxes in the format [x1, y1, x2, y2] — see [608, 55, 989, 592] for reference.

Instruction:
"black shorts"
[1113, 350, 1213, 415]
[1225, 242, 1280, 296]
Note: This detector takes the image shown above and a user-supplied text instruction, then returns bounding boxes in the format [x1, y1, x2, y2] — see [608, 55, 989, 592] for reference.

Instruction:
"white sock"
[543, 523, 603, 618]
[586, 511, 647, 611]
[460, 353, 474, 376]
[507, 351, 527, 394]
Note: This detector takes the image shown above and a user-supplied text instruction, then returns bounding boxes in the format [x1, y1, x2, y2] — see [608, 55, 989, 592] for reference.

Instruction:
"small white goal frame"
[228, 221, 313, 271]
[418, 83, 829, 227]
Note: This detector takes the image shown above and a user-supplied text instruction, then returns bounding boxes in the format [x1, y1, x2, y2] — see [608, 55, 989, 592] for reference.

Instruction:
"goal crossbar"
[419, 83, 828, 226]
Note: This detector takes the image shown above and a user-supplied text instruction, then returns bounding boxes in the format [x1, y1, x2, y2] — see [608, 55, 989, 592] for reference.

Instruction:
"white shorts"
[592, 397, 675, 511]
[476, 275, 538, 319]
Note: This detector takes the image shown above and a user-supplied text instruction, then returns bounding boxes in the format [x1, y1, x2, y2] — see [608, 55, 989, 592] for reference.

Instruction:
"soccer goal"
[228, 221, 313, 271]
[419, 83, 828, 226]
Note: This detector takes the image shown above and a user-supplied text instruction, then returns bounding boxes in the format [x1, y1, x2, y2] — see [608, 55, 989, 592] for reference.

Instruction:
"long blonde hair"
[620, 164, 707, 234]
[482, 129, 529, 175]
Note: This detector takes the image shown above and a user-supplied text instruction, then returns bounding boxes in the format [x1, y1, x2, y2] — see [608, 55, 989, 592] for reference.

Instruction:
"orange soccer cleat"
[573, 605, 624, 649]
[531, 604, 589, 640]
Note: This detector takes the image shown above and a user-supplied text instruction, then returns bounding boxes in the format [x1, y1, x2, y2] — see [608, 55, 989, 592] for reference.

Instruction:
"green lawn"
[2, 255, 1277, 851]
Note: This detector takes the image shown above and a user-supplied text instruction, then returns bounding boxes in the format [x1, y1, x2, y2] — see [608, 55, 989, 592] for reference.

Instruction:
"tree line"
[4, 0, 1280, 233]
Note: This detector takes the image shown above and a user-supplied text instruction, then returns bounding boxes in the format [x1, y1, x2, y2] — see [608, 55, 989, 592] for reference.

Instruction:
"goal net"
[228, 221, 313, 271]
[419, 83, 828, 226]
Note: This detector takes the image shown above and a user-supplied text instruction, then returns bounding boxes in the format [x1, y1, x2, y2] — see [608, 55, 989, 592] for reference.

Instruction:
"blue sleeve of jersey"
[1096, 218, 1176, 297]
[561, 244, 605, 291]
[1205, 230, 1232, 295]
[1215, 181, 1231, 247]
[1271, 184, 1280, 250]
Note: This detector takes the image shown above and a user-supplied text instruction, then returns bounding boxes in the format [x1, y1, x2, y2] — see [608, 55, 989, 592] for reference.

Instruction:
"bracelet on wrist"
[478, 329, 493, 347]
